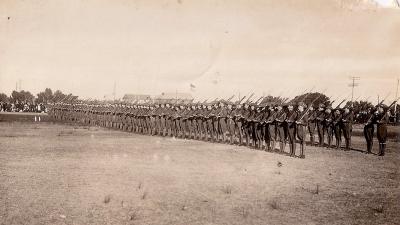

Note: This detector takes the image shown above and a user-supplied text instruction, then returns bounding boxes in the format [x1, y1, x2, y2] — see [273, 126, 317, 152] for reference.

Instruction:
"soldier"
[242, 103, 252, 147]
[332, 108, 342, 149]
[307, 105, 316, 146]
[341, 106, 353, 150]
[233, 102, 245, 145]
[265, 105, 277, 151]
[159, 103, 167, 136]
[165, 103, 173, 137]
[324, 107, 333, 148]
[376, 105, 389, 156]
[254, 105, 267, 149]
[315, 104, 325, 147]
[218, 101, 229, 143]
[204, 104, 213, 141]
[285, 104, 297, 157]
[211, 103, 220, 142]
[364, 107, 375, 154]
[226, 102, 236, 144]
[296, 102, 308, 158]
[275, 105, 287, 153]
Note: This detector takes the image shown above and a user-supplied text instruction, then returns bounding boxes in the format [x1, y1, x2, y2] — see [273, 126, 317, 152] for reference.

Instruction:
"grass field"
[0, 119, 399, 225]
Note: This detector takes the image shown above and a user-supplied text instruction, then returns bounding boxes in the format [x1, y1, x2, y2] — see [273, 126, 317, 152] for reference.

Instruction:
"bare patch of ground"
[0, 121, 399, 225]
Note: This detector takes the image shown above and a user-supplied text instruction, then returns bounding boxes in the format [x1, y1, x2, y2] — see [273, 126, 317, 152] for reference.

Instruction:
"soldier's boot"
[293, 142, 297, 156]
[366, 142, 372, 154]
[378, 143, 385, 156]
[299, 144, 305, 159]
[327, 137, 332, 149]
[335, 139, 340, 149]
[279, 142, 284, 152]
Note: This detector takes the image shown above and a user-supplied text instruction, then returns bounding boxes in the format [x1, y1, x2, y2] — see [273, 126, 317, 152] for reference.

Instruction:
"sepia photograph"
[0, 0, 399, 224]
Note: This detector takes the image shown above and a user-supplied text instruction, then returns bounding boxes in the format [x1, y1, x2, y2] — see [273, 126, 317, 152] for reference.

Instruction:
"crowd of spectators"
[0, 102, 47, 113]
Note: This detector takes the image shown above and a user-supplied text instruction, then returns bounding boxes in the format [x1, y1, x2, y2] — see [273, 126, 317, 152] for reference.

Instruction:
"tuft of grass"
[222, 185, 232, 195]
[277, 161, 283, 167]
[103, 195, 111, 204]
[137, 182, 142, 190]
[311, 184, 319, 195]
[372, 204, 384, 214]
[269, 199, 280, 210]
[129, 208, 139, 221]
[237, 206, 250, 218]
[141, 191, 148, 200]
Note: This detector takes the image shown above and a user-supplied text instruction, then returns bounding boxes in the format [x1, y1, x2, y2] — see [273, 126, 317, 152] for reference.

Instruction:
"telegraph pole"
[395, 78, 399, 122]
[348, 76, 360, 107]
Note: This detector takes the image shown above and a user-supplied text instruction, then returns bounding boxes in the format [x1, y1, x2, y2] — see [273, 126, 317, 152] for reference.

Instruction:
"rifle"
[254, 96, 264, 105]
[330, 95, 341, 106]
[334, 99, 347, 109]
[384, 98, 400, 112]
[297, 94, 324, 121]
[378, 92, 391, 106]
[297, 86, 315, 103]
[226, 95, 235, 102]
[237, 95, 246, 104]
[245, 93, 254, 103]
[366, 97, 400, 125]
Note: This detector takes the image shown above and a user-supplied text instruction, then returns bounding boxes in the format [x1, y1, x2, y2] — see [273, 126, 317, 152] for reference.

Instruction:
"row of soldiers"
[48, 98, 375, 159]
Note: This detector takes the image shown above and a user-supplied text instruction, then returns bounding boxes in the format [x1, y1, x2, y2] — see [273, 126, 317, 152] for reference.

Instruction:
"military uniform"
[341, 107, 354, 150]
[296, 103, 308, 158]
[315, 105, 326, 147]
[376, 107, 389, 156]
[275, 106, 287, 152]
[285, 105, 297, 157]
[364, 108, 375, 154]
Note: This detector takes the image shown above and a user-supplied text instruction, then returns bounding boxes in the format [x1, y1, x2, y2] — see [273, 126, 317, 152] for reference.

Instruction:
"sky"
[0, 0, 399, 103]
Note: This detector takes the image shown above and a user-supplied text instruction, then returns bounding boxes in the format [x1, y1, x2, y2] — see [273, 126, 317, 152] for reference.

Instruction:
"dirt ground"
[0, 120, 399, 225]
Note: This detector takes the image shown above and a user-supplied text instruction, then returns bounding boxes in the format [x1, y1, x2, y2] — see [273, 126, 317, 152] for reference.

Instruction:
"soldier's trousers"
[187, 119, 194, 138]
[197, 119, 204, 139]
[160, 117, 166, 136]
[324, 125, 333, 148]
[200, 120, 207, 140]
[308, 122, 316, 145]
[267, 123, 276, 150]
[341, 123, 352, 150]
[172, 119, 178, 137]
[235, 120, 244, 145]
[333, 124, 342, 149]
[243, 122, 252, 146]
[377, 124, 387, 156]
[287, 123, 296, 156]
[254, 123, 263, 148]
[207, 119, 214, 141]
[227, 118, 236, 144]
[213, 119, 220, 142]
[317, 121, 324, 146]
[219, 118, 228, 142]
[363, 124, 374, 153]
[277, 122, 286, 152]
[296, 124, 306, 157]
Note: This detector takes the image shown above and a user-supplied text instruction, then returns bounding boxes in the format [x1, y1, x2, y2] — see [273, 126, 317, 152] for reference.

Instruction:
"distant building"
[122, 94, 151, 103]
[154, 92, 194, 104]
